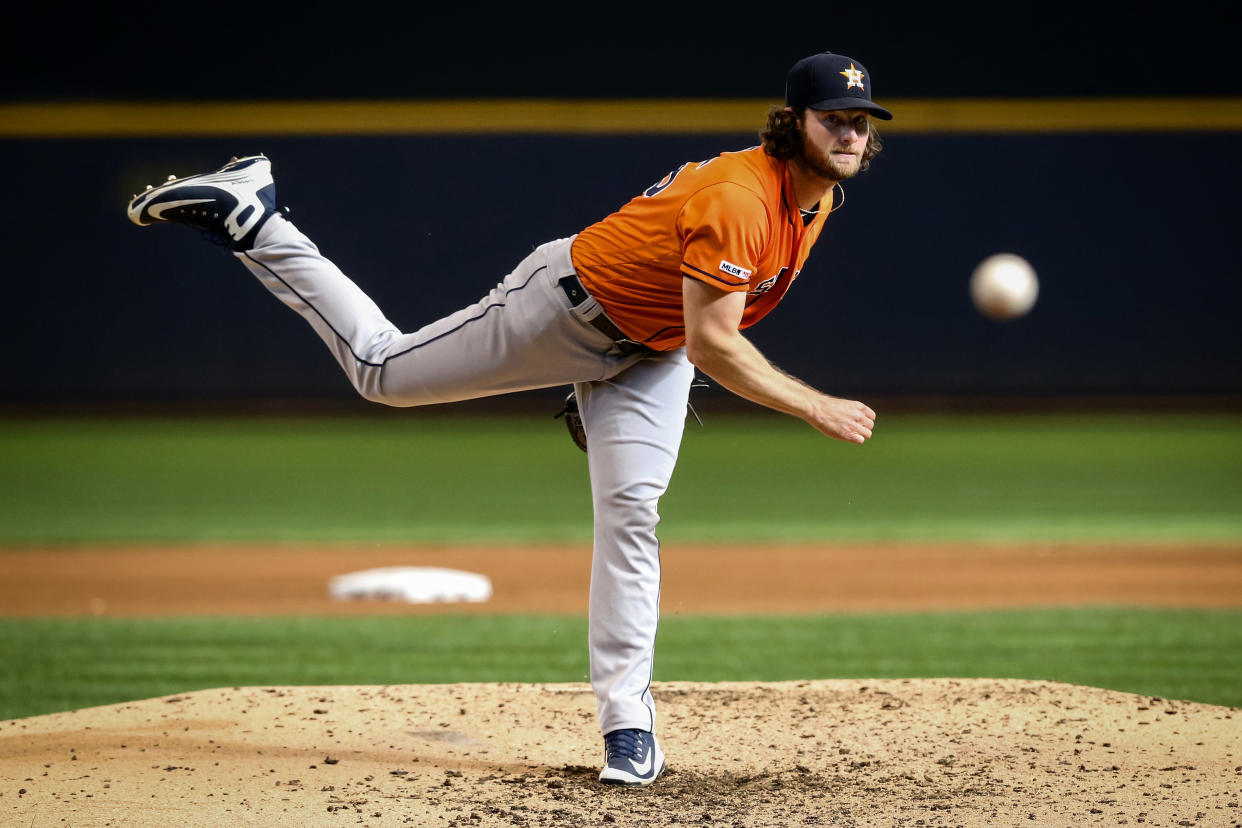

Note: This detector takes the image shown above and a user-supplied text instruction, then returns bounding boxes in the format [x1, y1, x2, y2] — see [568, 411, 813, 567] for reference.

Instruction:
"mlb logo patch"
[719, 260, 752, 280]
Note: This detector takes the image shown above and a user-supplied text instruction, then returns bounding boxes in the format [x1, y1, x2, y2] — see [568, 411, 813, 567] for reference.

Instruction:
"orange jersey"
[571, 145, 831, 351]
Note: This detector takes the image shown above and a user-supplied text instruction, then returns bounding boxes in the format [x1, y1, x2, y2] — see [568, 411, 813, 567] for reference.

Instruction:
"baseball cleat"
[127, 155, 276, 250]
[598, 728, 665, 786]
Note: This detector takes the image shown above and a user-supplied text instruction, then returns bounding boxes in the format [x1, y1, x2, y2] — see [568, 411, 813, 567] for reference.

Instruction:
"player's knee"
[351, 371, 402, 407]
[594, 487, 663, 534]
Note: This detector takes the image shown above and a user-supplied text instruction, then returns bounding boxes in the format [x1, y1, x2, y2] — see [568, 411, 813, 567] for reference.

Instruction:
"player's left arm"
[682, 278, 875, 444]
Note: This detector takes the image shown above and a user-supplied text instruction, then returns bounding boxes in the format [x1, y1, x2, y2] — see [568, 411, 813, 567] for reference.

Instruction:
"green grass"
[2, 414, 1238, 721]
[2, 609, 1239, 720]
[1, 412, 1239, 543]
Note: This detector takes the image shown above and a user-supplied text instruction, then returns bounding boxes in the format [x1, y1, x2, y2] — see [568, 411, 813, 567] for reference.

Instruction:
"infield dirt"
[3, 542, 1242, 616]
[2, 542, 1241, 826]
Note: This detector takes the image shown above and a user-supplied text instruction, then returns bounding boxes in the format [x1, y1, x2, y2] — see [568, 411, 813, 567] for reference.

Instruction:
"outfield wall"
[4, 5, 1240, 403]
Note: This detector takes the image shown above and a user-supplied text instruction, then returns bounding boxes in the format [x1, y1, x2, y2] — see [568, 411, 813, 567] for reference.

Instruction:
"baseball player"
[126, 51, 889, 787]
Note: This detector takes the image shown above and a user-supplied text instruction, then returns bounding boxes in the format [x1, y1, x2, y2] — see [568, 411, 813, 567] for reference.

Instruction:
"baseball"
[970, 253, 1039, 320]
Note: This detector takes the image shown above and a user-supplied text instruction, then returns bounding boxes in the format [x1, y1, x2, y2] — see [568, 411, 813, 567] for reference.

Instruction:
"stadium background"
[3, 4, 1241, 404]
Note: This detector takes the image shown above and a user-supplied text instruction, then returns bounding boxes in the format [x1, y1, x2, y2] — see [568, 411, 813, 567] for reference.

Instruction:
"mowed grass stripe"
[1, 413, 1239, 543]
[2, 609, 1239, 720]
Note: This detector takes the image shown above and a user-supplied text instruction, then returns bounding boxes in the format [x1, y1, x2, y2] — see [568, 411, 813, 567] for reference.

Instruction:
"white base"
[329, 566, 493, 604]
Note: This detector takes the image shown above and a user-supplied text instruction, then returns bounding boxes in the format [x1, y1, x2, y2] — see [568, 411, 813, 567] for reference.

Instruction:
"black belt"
[558, 274, 642, 347]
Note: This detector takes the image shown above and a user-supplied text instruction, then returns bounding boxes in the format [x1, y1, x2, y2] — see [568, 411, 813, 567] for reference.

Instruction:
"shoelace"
[603, 729, 645, 761]
[162, 204, 232, 248]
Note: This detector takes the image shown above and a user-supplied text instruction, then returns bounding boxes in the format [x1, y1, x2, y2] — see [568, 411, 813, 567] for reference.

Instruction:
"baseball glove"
[554, 392, 588, 452]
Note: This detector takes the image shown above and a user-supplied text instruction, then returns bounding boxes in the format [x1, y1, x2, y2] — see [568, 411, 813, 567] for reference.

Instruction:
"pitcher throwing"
[127, 51, 889, 787]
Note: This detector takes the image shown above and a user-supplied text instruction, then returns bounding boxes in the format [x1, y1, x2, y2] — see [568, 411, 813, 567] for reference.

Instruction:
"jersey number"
[749, 266, 800, 296]
[643, 163, 688, 197]
[642, 158, 717, 197]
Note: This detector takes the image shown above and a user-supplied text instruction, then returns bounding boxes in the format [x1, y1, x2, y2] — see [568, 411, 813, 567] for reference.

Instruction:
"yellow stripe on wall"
[2, 98, 1241, 137]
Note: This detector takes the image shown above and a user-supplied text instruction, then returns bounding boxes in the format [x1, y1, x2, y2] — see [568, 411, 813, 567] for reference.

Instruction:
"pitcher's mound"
[2, 679, 1239, 827]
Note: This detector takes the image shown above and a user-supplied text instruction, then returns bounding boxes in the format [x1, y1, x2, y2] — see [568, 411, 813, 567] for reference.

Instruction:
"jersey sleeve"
[677, 183, 770, 293]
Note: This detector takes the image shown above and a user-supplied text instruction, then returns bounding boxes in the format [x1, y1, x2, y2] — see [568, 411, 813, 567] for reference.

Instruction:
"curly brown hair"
[760, 106, 883, 172]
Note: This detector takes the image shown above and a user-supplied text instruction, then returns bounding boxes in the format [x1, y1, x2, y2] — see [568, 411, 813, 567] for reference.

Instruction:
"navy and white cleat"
[127, 155, 276, 250]
[598, 728, 666, 787]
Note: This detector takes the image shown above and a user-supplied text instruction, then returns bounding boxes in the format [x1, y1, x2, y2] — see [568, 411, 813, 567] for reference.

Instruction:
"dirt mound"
[3, 679, 1239, 827]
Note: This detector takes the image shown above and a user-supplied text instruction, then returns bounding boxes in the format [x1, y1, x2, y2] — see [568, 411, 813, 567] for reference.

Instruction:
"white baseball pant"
[237, 215, 693, 735]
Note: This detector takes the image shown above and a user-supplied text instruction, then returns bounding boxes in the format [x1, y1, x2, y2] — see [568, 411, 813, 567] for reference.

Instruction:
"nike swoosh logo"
[628, 753, 653, 776]
[148, 198, 214, 220]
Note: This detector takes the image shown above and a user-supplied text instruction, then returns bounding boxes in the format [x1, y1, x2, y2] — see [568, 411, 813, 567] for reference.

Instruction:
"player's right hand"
[807, 396, 876, 444]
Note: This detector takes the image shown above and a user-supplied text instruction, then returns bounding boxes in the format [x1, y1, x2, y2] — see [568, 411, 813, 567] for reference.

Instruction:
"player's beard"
[796, 139, 861, 183]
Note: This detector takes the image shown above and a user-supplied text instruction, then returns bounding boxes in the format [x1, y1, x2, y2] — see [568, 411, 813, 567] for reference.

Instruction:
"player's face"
[798, 109, 870, 181]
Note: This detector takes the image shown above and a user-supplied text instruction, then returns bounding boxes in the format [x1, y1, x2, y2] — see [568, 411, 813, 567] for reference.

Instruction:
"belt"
[557, 274, 640, 346]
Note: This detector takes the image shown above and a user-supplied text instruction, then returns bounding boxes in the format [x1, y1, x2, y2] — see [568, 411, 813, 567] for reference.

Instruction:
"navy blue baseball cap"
[785, 52, 893, 120]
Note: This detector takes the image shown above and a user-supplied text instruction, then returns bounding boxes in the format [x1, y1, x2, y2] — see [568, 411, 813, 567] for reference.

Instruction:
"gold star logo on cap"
[840, 63, 865, 91]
